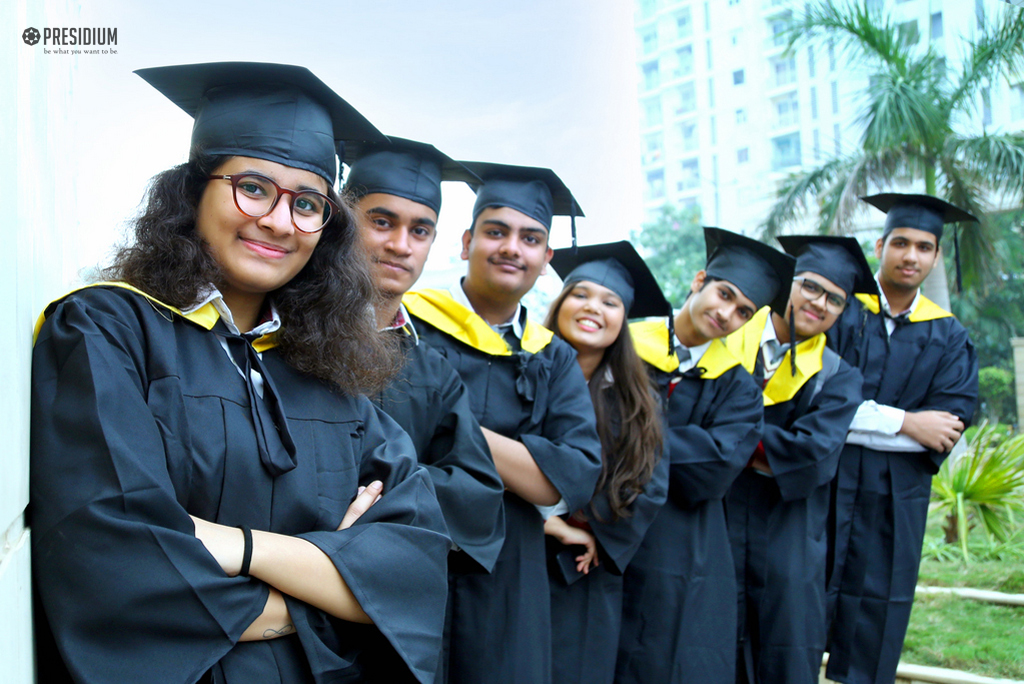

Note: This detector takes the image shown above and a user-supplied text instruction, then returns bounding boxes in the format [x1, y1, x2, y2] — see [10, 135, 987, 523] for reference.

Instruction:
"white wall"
[2, 2, 80, 682]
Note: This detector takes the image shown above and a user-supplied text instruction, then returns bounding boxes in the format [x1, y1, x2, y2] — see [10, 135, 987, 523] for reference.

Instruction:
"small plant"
[929, 423, 1024, 562]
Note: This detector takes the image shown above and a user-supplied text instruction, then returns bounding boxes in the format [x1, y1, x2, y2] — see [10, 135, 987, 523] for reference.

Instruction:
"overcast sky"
[23, 0, 643, 293]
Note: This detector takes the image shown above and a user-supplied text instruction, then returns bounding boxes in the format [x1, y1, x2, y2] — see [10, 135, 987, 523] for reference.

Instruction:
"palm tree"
[762, 1, 1024, 306]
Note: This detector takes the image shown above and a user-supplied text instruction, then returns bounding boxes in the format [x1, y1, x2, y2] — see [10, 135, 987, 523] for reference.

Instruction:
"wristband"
[238, 525, 253, 577]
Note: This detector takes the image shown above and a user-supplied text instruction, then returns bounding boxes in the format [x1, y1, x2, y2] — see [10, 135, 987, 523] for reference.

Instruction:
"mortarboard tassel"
[788, 301, 797, 376]
[570, 197, 578, 255]
[953, 225, 962, 293]
[667, 312, 674, 357]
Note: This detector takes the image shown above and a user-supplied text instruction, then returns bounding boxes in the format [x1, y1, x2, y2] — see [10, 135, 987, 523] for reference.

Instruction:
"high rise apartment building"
[635, 0, 1020, 234]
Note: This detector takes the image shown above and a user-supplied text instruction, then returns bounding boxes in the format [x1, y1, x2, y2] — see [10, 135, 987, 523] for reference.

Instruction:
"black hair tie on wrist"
[238, 525, 253, 577]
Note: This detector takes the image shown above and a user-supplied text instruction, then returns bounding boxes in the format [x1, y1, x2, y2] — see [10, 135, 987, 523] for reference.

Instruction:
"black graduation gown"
[30, 285, 451, 684]
[374, 328, 506, 682]
[825, 294, 978, 684]
[616, 321, 763, 684]
[547, 384, 670, 684]
[722, 309, 862, 684]
[404, 289, 603, 684]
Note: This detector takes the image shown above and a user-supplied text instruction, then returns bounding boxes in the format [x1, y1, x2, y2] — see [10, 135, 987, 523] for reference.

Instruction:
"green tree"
[763, 1, 1024, 306]
[977, 367, 1016, 424]
[631, 205, 705, 306]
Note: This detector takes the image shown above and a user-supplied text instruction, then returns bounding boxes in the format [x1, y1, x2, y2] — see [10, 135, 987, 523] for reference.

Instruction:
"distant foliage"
[630, 205, 705, 307]
[977, 367, 1016, 425]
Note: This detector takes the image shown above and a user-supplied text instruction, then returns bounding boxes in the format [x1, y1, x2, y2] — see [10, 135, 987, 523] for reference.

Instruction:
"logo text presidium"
[42, 28, 117, 46]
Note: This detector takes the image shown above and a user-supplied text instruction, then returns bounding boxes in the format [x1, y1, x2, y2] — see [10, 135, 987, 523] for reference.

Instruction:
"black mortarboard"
[704, 227, 795, 315]
[777, 235, 878, 297]
[861, 193, 979, 291]
[135, 62, 387, 185]
[549, 241, 672, 320]
[463, 162, 583, 249]
[343, 137, 480, 215]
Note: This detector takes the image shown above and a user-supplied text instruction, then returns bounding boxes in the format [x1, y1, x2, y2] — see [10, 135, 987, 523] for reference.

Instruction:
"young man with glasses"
[723, 236, 869, 684]
[343, 139, 507, 681]
[825, 194, 979, 684]
[403, 163, 602, 684]
[618, 228, 788, 684]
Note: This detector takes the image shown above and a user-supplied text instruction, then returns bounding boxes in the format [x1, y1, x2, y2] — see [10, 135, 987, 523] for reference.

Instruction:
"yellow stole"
[629, 319, 740, 379]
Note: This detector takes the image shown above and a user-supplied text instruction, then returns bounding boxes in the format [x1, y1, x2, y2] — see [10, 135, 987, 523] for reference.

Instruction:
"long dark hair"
[544, 284, 663, 521]
[104, 153, 401, 394]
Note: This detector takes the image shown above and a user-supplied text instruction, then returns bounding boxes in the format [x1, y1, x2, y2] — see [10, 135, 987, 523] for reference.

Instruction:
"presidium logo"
[22, 26, 118, 54]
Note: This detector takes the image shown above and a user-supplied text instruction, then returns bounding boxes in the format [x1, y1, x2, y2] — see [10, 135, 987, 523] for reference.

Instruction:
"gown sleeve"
[31, 293, 270, 684]
[518, 343, 603, 513]
[292, 402, 451, 684]
[762, 357, 863, 501]
[380, 343, 505, 572]
[667, 368, 765, 507]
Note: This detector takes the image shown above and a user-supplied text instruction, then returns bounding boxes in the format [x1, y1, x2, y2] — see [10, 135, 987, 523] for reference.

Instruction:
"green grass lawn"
[901, 521, 1024, 679]
[903, 591, 1024, 679]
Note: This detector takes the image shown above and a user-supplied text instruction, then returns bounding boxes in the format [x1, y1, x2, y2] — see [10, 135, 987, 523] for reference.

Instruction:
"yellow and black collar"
[35, 281, 279, 351]
[723, 307, 826, 405]
[855, 293, 953, 323]
[629, 319, 740, 379]
[403, 288, 554, 356]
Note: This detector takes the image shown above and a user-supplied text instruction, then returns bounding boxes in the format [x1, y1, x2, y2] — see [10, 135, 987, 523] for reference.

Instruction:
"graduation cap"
[861, 193, 979, 291]
[549, 241, 672, 320]
[777, 235, 878, 298]
[704, 227, 795, 316]
[462, 162, 584, 250]
[134, 61, 387, 186]
[343, 137, 480, 215]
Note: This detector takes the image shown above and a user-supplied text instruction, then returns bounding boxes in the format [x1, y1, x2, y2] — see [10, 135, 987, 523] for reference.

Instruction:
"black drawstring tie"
[223, 331, 298, 477]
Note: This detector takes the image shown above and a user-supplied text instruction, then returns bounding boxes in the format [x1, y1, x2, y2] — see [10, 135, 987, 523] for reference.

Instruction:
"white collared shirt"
[844, 274, 925, 452]
[183, 286, 281, 398]
[449, 279, 524, 340]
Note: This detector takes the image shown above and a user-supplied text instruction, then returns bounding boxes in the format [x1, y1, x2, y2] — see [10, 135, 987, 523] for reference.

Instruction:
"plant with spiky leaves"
[929, 423, 1024, 562]
[763, 1, 1024, 302]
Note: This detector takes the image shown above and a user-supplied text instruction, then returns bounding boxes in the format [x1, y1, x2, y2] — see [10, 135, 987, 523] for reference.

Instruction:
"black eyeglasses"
[794, 277, 847, 313]
[209, 173, 338, 233]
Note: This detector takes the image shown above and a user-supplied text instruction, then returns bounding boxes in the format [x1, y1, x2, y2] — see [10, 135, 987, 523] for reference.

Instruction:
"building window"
[737, 147, 749, 164]
[706, 39, 713, 68]
[646, 169, 666, 200]
[810, 86, 818, 119]
[709, 78, 715, 107]
[898, 20, 920, 46]
[728, 0, 740, 5]
[705, 1, 711, 30]
[680, 121, 699, 151]
[643, 97, 663, 127]
[676, 82, 697, 115]
[772, 57, 797, 87]
[675, 45, 694, 78]
[710, 115, 717, 145]
[679, 159, 700, 191]
[828, 40, 836, 71]
[642, 61, 660, 91]
[867, 0, 883, 12]
[770, 16, 791, 48]
[807, 46, 816, 78]
[774, 92, 799, 128]
[813, 128, 820, 161]
[1011, 84, 1024, 120]
[642, 133, 664, 165]
[730, 29, 741, 46]
[831, 81, 839, 114]
[733, 69, 745, 85]
[834, 123, 842, 156]
[638, 0, 658, 20]
[771, 132, 802, 170]
[642, 31, 658, 55]
[931, 12, 943, 40]
[736, 108, 747, 124]
[976, 0, 985, 27]
[676, 8, 693, 39]
[982, 87, 992, 126]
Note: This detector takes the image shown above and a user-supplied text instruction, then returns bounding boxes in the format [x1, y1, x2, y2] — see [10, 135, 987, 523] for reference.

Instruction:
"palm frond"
[946, 133, 1024, 203]
[859, 60, 947, 153]
[759, 157, 853, 239]
[938, 157, 1001, 291]
[948, 5, 1024, 114]
[785, 1, 910, 73]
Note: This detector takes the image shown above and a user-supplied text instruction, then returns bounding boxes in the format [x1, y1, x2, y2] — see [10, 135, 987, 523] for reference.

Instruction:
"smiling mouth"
[576, 318, 601, 332]
[241, 237, 290, 258]
[490, 258, 524, 271]
[376, 258, 410, 273]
